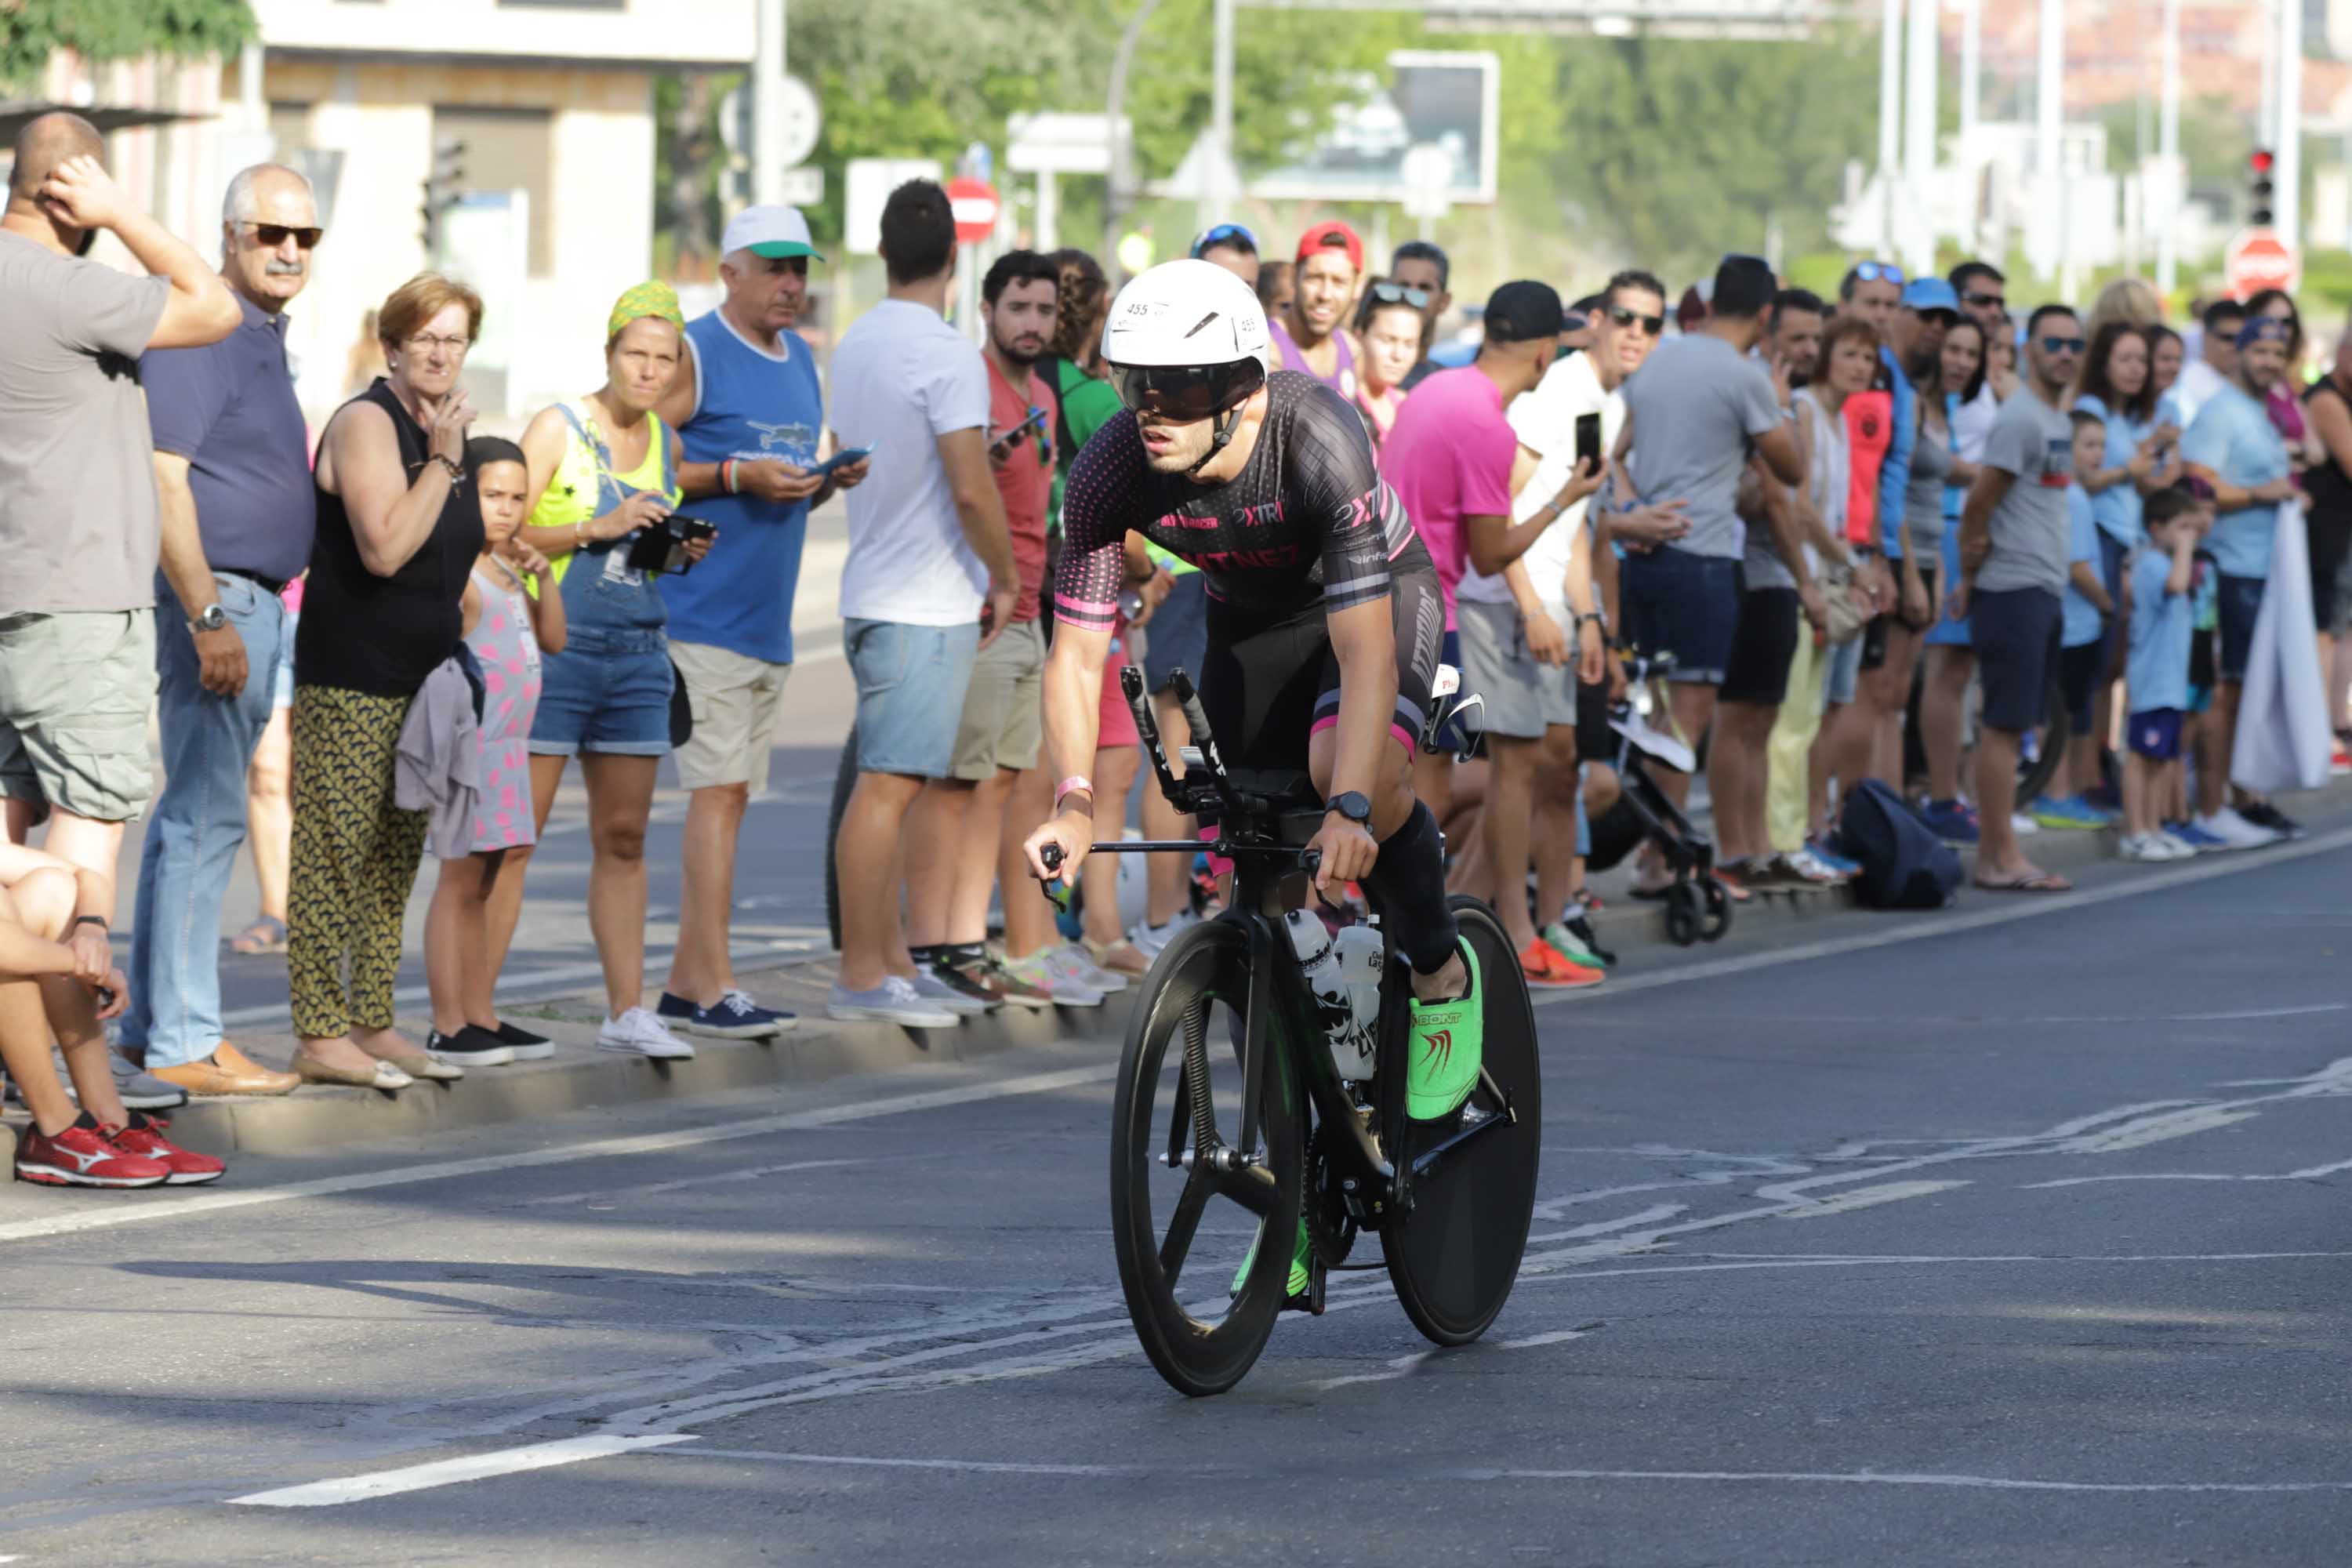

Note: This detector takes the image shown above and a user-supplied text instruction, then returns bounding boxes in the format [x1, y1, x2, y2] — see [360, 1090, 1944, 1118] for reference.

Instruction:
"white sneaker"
[2194, 806, 2281, 851]
[827, 975, 960, 1028]
[1128, 910, 1198, 960]
[2156, 829, 2202, 858]
[2009, 812, 2042, 837]
[1049, 942, 1128, 996]
[908, 967, 994, 1016]
[1000, 950, 1105, 1007]
[597, 1007, 695, 1059]
[2120, 831, 2190, 862]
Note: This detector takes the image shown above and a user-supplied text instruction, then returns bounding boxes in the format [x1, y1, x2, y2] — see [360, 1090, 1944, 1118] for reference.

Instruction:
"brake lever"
[1037, 843, 1069, 909]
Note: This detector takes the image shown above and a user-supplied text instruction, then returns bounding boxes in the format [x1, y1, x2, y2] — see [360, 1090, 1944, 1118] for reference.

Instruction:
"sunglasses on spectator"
[1849, 260, 1904, 283]
[1107, 358, 1269, 423]
[1190, 222, 1258, 257]
[241, 222, 325, 249]
[1367, 281, 1432, 310]
[2038, 334, 2088, 356]
[1608, 305, 1666, 336]
[1962, 289, 2005, 310]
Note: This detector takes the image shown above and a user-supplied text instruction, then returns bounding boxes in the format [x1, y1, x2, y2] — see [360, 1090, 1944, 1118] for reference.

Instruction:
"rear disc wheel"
[1381, 898, 1543, 1346]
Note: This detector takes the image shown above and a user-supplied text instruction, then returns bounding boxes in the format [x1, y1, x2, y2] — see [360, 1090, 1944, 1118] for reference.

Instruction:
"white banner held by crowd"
[2230, 502, 2332, 795]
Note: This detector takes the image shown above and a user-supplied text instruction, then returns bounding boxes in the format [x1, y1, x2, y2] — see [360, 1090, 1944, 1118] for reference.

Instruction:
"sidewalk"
[8, 772, 2348, 1175]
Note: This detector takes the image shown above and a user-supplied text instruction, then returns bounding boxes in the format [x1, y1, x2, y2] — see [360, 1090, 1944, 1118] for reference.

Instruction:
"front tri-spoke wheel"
[1382, 897, 1543, 1346]
[1109, 919, 1304, 1396]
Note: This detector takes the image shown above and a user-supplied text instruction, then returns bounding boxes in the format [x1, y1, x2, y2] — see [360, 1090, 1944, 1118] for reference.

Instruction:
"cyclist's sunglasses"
[1107, 358, 1268, 423]
[1849, 260, 1904, 284]
[241, 221, 325, 249]
[1367, 281, 1432, 310]
[1189, 222, 1258, 258]
[1609, 304, 1666, 336]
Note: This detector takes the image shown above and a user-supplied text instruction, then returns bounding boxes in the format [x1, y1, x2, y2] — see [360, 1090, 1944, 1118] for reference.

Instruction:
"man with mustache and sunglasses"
[0, 114, 242, 1138]
[122, 163, 328, 1100]
[1025, 260, 1478, 1295]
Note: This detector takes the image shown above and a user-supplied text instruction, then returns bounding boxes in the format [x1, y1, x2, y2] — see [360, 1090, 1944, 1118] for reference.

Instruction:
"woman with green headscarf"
[474, 281, 713, 1064]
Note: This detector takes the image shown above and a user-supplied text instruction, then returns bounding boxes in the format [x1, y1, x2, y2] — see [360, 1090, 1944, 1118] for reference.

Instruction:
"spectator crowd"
[1, 107, 2343, 1190]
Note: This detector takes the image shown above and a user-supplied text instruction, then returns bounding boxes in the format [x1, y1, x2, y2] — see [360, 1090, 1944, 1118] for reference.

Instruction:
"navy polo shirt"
[143, 294, 316, 586]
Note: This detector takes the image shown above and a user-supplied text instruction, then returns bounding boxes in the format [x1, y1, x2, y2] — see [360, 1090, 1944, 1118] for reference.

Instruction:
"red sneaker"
[107, 1115, 225, 1186]
[1517, 938, 1605, 989]
[16, 1117, 170, 1188]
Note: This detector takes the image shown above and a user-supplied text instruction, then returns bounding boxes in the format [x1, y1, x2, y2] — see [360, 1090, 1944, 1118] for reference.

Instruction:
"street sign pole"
[752, 0, 786, 208]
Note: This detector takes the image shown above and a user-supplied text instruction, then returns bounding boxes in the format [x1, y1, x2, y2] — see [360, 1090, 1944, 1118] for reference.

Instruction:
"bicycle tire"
[1109, 919, 1305, 1396]
[822, 725, 858, 950]
[1381, 898, 1543, 1348]
[2015, 677, 2069, 807]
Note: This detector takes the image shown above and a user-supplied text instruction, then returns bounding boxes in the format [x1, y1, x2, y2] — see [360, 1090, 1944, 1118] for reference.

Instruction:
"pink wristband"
[1054, 775, 1093, 811]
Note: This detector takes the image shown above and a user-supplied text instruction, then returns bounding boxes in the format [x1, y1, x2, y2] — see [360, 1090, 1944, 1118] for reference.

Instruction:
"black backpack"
[1830, 779, 1963, 909]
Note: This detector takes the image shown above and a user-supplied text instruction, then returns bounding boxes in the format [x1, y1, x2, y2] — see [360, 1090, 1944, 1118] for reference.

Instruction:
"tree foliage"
[1, 0, 256, 93]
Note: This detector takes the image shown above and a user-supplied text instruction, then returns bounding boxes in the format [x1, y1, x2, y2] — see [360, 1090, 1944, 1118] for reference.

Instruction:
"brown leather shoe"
[150, 1042, 299, 1097]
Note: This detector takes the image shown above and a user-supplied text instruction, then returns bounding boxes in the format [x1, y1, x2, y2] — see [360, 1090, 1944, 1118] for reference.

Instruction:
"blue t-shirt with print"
[663, 312, 825, 665]
[2180, 383, 2289, 580]
[2060, 486, 2104, 648]
[2127, 544, 2194, 713]
[2074, 392, 2181, 548]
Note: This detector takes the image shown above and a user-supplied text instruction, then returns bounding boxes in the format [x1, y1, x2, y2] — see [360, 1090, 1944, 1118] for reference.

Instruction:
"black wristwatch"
[1327, 791, 1373, 826]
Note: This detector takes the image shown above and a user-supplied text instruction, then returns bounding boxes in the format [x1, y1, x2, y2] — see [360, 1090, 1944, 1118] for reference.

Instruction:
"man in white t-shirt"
[2172, 297, 2245, 427]
[1947, 259, 2009, 459]
[825, 180, 1018, 1029]
[1456, 269, 1663, 964]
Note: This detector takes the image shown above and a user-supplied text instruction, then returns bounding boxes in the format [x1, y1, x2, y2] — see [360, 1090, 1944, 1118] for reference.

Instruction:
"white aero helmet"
[1100, 260, 1273, 467]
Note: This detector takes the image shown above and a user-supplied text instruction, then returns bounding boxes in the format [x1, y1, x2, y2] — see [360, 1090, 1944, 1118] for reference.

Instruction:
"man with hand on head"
[656, 205, 865, 1041]
[0, 112, 239, 1109]
[122, 163, 325, 1101]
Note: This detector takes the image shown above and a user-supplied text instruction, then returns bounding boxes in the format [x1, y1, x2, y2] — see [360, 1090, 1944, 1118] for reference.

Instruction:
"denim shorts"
[846, 618, 981, 779]
[1822, 633, 1864, 706]
[1621, 548, 1739, 685]
[528, 626, 674, 757]
[273, 608, 299, 710]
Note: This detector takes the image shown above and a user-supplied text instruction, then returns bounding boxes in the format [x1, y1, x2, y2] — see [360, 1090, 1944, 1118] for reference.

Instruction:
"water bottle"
[1284, 910, 1382, 1081]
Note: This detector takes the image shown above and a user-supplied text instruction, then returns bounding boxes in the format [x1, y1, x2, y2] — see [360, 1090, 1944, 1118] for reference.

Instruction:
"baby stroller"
[1601, 649, 1730, 947]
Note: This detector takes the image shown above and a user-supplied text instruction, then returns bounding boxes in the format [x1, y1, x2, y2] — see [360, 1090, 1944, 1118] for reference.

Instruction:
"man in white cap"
[655, 205, 867, 1040]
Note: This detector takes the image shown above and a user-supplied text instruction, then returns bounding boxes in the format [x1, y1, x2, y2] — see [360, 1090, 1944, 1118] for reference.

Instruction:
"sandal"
[1083, 937, 1151, 977]
[227, 916, 288, 956]
[1973, 869, 2073, 893]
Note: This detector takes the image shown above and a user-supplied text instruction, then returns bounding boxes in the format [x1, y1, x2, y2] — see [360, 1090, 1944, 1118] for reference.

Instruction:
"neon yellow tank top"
[528, 400, 678, 585]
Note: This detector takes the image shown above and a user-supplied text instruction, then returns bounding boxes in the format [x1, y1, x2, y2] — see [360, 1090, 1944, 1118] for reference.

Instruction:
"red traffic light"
[2250, 148, 2277, 174]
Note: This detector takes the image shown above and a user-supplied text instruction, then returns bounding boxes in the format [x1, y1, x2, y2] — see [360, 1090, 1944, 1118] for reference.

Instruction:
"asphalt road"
[6, 829, 2352, 1563]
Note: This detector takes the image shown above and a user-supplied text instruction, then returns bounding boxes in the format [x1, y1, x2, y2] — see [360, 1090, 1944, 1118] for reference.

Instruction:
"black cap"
[1483, 280, 1566, 344]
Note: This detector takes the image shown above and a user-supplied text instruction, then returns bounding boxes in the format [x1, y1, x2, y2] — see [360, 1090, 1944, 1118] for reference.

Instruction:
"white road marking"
[670, 1449, 1141, 1477]
[1538, 826, 2352, 1008]
[0, 1063, 1120, 1247]
[1494, 1328, 1594, 1352]
[517, 1156, 892, 1207]
[1773, 1180, 1969, 1218]
[1464, 1465, 2352, 1494]
[2026, 1155, 2352, 1189]
[228, 1435, 696, 1508]
[1519, 1251, 2352, 1287]
[1306, 1350, 1435, 1392]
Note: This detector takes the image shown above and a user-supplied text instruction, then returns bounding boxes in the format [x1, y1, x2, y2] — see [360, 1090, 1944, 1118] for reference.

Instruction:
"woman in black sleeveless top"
[2302, 350, 2352, 740]
[289, 274, 485, 1090]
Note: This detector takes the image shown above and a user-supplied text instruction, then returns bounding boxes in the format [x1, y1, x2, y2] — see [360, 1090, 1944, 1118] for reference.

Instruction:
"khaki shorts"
[948, 618, 1045, 781]
[0, 608, 158, 825]
[669, 640, 792, 793]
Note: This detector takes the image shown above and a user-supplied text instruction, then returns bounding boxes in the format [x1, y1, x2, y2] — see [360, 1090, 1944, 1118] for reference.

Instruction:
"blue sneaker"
[2166, 819, 2226, 852]
[2028, 794, 2107, 830]
[1804, 838, 1861, 877]
[1915, 798, 1980, 845]
[657, 989, 797, 1040]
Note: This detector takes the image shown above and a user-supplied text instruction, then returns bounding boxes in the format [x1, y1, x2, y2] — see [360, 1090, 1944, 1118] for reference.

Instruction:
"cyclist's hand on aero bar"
[1307, 811, 1378, 894]
[1022, 808, 1094, 887]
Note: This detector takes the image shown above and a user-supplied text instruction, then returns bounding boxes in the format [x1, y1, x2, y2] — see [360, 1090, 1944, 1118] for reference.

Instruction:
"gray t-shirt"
[1621, 333, 1785, 561]
[1974, 388, 2074, 596]
[1903, 419, 1956, 556]
[0, 232, 169, 616]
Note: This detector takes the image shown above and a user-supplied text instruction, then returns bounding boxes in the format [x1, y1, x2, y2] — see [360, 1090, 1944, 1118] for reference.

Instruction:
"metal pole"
[1205, 0, 1237, 230]
[1103, 0, 1163, 264]
[2279, 0, 2303, 254]
[753, 0, 787, 207]
[1958, 0, 1980, 252]
[2157, 0, 2180, 294]
[1035, 171, 1057, 252]
[2035, 0, 2062, 281]
[1903, 0, 1940, 277]
[1878, 0, 1904, 257]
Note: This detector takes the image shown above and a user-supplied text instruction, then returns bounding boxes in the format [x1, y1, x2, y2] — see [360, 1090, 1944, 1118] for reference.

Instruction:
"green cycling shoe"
[1406, 936, 1483, 1121]
[1231, 1217, 1314, 1299]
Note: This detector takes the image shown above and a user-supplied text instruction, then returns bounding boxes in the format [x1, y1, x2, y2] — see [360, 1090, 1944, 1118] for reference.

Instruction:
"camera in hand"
[626, 515, 716, 576]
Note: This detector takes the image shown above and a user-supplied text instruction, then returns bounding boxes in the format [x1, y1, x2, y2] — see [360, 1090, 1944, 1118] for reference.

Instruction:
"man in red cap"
[1269, 220, 1363, 401]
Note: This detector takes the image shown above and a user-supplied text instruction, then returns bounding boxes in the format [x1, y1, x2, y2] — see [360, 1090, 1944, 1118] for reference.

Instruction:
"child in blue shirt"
[2032, 410, 2118, 829]
[2122, 487, 2203, 859]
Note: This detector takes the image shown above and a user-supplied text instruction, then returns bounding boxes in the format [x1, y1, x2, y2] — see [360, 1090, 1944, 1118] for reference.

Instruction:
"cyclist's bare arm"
[1023, 622, 1113, 884]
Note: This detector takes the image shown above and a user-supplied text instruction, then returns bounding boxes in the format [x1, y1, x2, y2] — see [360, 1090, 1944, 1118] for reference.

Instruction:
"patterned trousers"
[288, 685, 427, 1039]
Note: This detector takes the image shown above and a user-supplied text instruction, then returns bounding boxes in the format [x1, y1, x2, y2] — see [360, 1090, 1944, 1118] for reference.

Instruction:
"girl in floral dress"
[423, 437, 568, 1065]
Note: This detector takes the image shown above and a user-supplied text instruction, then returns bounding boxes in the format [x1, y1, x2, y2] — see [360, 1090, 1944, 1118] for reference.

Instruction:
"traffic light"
[2249, 147, 2277, 227]
[421, 136, 466, 256]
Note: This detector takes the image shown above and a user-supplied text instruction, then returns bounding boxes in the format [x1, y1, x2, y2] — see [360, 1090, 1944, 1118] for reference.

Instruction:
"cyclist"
[1020, 260, 1480, 1297]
